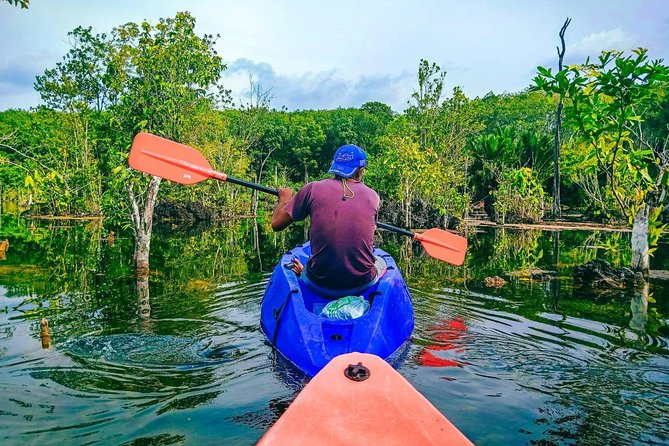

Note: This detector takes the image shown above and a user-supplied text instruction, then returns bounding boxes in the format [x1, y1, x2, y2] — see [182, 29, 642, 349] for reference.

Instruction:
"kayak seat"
[300, 255, 387, 299]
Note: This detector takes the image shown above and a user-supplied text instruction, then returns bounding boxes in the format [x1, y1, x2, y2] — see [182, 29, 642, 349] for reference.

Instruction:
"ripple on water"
[63, 334, 226, 367]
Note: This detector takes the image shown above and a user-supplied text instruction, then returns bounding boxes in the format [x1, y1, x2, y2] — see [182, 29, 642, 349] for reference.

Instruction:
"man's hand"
[284, 256, 304, 277]
[277, 187, 294, 201]
[271, 187, 295, 231]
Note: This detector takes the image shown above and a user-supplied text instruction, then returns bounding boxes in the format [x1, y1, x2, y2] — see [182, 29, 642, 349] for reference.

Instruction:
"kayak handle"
[344, 362, 371, 381]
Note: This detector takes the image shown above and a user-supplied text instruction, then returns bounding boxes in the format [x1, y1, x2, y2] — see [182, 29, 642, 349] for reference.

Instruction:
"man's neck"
[334, 175, 362, 183]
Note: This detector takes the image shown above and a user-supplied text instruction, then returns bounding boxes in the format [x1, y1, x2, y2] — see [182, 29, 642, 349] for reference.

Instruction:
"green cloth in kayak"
[320, 295, 370, 320]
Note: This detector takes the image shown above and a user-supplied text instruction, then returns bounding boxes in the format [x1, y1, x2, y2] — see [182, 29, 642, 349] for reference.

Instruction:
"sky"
[1, 0, 669, 112]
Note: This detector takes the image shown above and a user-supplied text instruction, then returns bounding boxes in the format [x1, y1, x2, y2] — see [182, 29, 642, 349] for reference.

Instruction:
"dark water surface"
[0, 217, 667, 445]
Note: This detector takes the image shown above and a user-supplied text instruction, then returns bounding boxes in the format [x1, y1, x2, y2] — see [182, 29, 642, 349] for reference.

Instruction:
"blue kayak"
[260, 242, 414, 376]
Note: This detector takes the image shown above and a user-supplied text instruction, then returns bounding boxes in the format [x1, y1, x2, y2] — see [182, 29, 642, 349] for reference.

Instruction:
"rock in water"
[573, 259, 645, 289]
[484, 276, 506, 288]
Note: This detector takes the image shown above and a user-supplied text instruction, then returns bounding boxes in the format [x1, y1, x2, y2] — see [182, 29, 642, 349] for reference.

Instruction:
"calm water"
[0, 217, 667, 445]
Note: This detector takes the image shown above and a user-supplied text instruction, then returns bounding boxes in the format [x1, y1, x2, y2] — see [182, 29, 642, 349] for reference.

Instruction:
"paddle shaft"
[228, 176, 279, 196]
[142, 149, 280, 196]
[376, 221, 414, 237]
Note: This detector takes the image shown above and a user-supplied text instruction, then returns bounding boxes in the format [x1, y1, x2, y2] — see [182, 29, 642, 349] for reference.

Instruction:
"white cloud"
[569, 28, 636, 59]
[222, 59, 416, 112]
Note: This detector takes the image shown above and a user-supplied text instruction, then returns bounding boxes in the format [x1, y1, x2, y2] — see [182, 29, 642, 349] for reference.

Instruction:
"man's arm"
[271, 187, 294, 231]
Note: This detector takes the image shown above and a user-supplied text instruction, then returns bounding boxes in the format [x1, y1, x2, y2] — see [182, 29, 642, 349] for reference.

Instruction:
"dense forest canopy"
[0, 12, 668, 269]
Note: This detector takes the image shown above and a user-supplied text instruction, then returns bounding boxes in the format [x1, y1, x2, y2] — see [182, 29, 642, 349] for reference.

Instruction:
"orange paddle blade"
[128, 132, 225, 184]
[414, 228, 468, 266]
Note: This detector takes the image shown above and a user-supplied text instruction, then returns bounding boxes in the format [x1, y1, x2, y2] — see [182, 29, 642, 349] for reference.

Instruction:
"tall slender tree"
[400, 60, 474, 226]
[552, 18, 571, 218]
[33, 26, 110, 214]
[105, 12, 227, 273]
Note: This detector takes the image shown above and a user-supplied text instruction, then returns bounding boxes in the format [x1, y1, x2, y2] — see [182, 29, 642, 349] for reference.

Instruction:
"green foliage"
[19, 12, 238, 223]
[374, 132, 436, 201]
[648, 206, 667, 256]
[224, 104, 394, 195]
[406, 59, 447, 148]
[4, 12, 669, 239]
[495, 167, 546, 223]
[0, 113, 31, 193]
[0, 109, 102, 215]
[3, 0, 29, 8]
[466, 90, 556, 214]
[534, 48, 669, 266]
[468, 125, 552, 217]
[35, 27, 112, 113]
[106, 12, 227, 140]
[469, 126, 517, 194]
[377, 59, 475, 222]
[641, 82, 669, 148]
[285, 113, 326, 182]
[468, 90, 554, 134]
[534, 48, 669, 220]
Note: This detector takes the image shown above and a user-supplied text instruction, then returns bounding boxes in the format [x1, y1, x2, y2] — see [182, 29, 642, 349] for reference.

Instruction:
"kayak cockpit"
[260, 242, 414, 376]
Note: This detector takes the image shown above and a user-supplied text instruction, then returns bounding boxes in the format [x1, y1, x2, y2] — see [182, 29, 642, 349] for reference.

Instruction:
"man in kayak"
[271, 144, 383, 296]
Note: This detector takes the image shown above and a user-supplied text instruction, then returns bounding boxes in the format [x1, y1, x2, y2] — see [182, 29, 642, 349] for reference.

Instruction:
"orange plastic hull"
[258, 352, 473, 445]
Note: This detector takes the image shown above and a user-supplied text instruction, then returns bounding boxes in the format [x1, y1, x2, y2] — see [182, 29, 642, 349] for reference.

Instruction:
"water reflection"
[0, 217, 666, 445]
[410, 284, 668, 444]
[39, 318, 50, 349]
[0, 239, 9, 260]
[630, 280, 649, 332]
[417, 318, 469, 368]
[136, 273, 152, 330]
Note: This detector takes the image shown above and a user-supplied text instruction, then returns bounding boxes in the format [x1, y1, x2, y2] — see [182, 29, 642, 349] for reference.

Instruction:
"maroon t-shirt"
[284, 178, 380, 289]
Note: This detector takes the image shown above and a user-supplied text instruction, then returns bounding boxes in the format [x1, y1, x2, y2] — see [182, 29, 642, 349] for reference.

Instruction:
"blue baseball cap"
[328, 144, 367, 178]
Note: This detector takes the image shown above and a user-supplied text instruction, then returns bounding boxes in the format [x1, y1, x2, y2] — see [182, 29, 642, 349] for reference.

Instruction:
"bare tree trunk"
[552, 18, 571, 218]
[404, 182, 412, 228]
[129, 175, 162, 276]
[631, 203, 649, 272]
[251, 190, 259, 217]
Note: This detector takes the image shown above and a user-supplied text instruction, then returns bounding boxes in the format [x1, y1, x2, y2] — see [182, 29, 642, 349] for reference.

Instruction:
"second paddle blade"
[417, 228, 468, 266]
